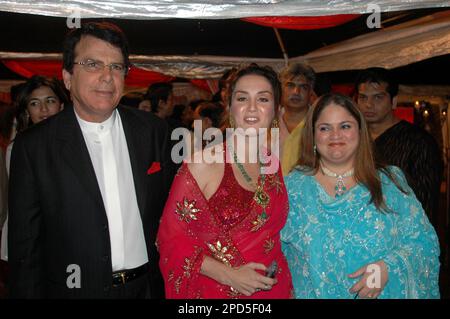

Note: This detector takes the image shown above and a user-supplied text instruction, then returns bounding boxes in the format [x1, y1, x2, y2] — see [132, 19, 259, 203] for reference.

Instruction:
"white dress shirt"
[76, 109, 148, 271]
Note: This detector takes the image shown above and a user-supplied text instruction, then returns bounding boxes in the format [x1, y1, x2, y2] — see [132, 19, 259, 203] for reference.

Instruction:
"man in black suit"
[8, 22, 174, 298]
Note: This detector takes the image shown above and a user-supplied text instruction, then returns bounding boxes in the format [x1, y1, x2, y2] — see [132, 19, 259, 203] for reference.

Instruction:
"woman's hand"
[201, 257, 277, 296]
[223, 262, 278, 296]
[348, 260, 388, 299]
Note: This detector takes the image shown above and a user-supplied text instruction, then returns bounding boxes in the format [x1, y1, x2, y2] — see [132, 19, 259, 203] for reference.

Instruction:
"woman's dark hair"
[16, 75, 68, 132]
[0, 102, 15, 145]
[226, 63, 281, 114]
[196, 102, 225, 129]
[145, 82, 173, 114]
[171, 104, 186, 121]
[63, 21, 130, 74]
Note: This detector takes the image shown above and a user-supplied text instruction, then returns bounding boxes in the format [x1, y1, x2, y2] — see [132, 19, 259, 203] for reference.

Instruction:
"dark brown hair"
[16, 75, 68, 132]
[226, 63, 281, 118]
[63, 21, 130, 75]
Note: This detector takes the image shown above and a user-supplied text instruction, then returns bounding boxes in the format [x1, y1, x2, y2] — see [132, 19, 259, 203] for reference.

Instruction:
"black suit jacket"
[8, 105, 174, 298]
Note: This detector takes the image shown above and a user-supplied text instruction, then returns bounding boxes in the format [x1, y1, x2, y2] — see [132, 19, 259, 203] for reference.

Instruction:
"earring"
[229, 115, 235, 128]
[25, 111, 30, 123]
[271, 118, 279, 129]
[313, 144, 317, 156]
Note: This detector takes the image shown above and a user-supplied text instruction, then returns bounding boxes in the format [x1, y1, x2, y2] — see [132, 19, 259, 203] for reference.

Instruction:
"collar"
[75, 109, 117, 135]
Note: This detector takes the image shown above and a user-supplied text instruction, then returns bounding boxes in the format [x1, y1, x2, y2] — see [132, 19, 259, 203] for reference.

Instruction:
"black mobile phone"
[265, 261, 278, 278]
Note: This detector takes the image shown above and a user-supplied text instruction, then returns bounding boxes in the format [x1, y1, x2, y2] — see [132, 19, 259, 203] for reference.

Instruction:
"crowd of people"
[0, 21, 444, 299]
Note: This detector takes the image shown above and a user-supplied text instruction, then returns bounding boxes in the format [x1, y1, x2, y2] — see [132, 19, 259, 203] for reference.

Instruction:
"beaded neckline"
[320, 163, 354, 197]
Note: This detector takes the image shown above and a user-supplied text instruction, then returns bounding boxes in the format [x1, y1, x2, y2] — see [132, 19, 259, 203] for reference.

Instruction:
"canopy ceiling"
[0, 2, 449, 87]
[0, 0, 448, 19]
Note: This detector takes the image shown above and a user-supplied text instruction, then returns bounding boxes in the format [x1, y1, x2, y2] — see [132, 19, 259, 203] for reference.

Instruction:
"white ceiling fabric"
[0, 0, 448, 19]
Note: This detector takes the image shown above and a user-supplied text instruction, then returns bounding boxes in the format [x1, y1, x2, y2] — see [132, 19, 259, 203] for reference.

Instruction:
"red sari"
[157, 150, 293, 299]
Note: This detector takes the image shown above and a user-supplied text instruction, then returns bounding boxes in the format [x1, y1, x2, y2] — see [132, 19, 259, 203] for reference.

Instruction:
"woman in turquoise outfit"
[281, 93, 440, 299]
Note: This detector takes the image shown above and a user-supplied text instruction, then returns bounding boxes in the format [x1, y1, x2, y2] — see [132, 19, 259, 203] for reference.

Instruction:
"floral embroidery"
[227, 287, 241, 299]
[207, 240, 234, 266]
[183, 258, 193, 278]
[168, 270, 174, 282]
[374, 219, 385, 231]
[303, 233, 312, 245]
[251, 211, 268, 232]
[307, 214, 318, 224]
[174, 276, 182, 294]
[264, 238, 275, 254]
[266, 174, 283, 194]
[281, 167, 440, 298]
[175, 197, 200, 223]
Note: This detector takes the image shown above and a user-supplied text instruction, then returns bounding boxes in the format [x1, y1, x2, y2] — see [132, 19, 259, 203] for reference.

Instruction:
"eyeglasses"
[74, 59, 130, 75]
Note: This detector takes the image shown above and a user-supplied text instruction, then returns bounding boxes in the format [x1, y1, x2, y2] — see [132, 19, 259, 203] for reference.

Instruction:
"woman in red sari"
[157, 64, 293, 299]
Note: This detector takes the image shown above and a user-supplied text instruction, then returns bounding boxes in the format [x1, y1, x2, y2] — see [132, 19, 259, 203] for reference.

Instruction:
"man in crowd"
[355, 67, 443, 223]
[278, 63, 316, 176]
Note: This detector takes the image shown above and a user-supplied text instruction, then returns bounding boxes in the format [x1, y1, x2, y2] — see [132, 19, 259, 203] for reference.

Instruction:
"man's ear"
[392, 95, 398, 110]
[310, 90, 318, 104]
[62, 69, 72, 91]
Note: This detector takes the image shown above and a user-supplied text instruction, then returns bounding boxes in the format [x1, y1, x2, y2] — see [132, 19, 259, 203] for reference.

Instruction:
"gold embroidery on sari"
[168, 270, 174, 282]
[251, 211, 268, 232]
[227, 287, 241, 299]
[174, 276, 182, 294]
[207, 240, 234, 267]
[175, 197, 200, 223]
[266, 174, 283, 194]
[183, 258, 193, 278]
[264, 238, 275, 254]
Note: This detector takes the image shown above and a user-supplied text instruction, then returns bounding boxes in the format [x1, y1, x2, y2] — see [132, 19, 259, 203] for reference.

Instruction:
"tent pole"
[273, 28, 289, 66]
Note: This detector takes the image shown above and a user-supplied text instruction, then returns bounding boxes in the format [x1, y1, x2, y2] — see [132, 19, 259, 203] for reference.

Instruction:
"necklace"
[229, 144, 270, 231]
[320, 163, 354, 197]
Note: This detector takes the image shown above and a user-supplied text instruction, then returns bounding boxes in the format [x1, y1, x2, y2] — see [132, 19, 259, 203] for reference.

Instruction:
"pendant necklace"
[320, 162, 354, 197]
[228, 144, 270, 231]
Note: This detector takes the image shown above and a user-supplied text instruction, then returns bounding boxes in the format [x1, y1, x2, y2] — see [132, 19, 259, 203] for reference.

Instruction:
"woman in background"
[1, 75, 67, 262]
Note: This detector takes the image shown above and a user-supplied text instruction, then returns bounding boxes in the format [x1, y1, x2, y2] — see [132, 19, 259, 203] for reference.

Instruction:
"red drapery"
[242, 15, 360, 30]
[1, 60, 211, 92]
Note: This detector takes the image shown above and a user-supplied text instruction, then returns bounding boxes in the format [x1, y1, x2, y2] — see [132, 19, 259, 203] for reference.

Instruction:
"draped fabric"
[243, 15, 360, 30]
[0, 1, 446, 19]
[157, 145, 293, 298]
[0, 60, 211, 91]
[281, 166, 440, 299]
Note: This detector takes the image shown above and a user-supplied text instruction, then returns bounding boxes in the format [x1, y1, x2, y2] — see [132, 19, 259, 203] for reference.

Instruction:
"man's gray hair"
[279, 63, 316, 87]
